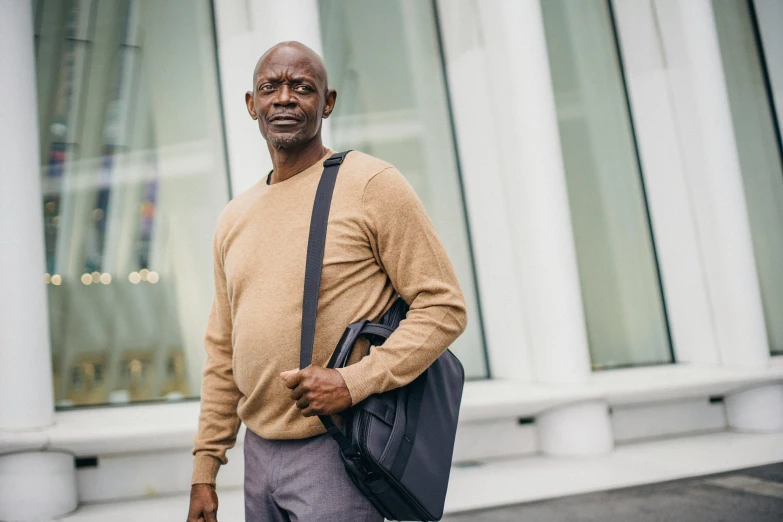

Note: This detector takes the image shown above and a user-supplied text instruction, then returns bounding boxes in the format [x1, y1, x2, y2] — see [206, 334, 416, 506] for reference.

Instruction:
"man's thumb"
[280, 368, 299, 383]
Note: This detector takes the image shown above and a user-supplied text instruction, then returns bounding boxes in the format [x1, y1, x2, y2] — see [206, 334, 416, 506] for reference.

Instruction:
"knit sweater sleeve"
[191, 219, 242, 486]
[336, 167, 468, 404]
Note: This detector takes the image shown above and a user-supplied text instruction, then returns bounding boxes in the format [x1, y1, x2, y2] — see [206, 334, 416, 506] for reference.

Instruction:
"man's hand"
[280, 366, 352, 417]
[187, 484, 218, 522]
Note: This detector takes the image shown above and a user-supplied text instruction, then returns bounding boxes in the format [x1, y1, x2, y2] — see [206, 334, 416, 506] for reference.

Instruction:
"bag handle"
[326, 322, 396, 372]
[298, 151, 360, 456]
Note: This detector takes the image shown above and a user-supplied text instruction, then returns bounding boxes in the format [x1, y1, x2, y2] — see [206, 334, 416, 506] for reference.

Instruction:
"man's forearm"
[336, 303, 467, 405]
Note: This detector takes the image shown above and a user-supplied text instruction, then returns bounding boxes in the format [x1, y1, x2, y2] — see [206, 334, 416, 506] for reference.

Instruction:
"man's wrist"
[192, 453, 221, 486]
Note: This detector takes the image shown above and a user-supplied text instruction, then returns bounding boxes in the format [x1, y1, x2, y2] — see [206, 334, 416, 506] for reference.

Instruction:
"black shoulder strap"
[299, 150, 359, 457]
[300, 150, 350, 369]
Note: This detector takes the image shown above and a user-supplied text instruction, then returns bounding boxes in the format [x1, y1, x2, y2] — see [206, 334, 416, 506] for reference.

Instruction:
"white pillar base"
[537, 401, 614, 456]
[725, 384, 783, 432]
[0, 452, 77, 521]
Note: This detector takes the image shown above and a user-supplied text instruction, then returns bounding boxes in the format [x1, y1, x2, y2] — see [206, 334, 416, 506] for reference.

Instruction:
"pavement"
[443, 462, 783, 522]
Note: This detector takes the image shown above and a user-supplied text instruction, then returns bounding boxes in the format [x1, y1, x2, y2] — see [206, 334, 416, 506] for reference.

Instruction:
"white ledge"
[2, 360, 782, 457]
[58, 430, 783, 520]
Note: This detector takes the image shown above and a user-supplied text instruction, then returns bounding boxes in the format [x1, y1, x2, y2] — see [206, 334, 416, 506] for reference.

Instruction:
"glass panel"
[35, 0, 229, 406]
[713, 0, 783, 355]
[318, 0, 488, 378]
[540, 0, 672, 369]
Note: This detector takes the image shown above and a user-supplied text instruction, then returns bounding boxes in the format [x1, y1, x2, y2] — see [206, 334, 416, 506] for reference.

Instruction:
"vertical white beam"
[0, 1, 77, 519]
[476, 0, 592, 385]
[435, 0, 531, 380]
[471, 0, 611, 453]
[612, 0, 719, 365]
[438, 0, 610, 453]
[654, 0, 770, 368]
[0, 0, 55, 433]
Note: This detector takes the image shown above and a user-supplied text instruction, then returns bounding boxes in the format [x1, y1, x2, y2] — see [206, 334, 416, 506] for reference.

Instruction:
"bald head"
[245, 40, 337, 150]
[253, 41, 329, 91]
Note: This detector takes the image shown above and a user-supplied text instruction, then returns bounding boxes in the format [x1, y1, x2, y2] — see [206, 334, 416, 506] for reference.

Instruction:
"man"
[186, 41, 467, 522]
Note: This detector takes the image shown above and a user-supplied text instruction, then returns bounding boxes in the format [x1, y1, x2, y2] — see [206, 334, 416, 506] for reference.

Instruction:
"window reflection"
[540, 0, 673, 369]
[318, 0, 489, 378]
[713, 0, 783, 355]
[35, 0, 229, 407]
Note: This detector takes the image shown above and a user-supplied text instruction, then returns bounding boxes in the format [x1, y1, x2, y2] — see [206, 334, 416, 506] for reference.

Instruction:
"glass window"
[35, 0, 229, 406]
[318, 0, 488, 378]
[540, 0, 673, 369]
[713, 0, 783, 355]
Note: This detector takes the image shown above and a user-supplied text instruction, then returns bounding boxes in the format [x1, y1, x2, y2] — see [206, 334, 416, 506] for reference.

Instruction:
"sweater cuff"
[336, 362, 376, 406]
[192, 454, 222, 486]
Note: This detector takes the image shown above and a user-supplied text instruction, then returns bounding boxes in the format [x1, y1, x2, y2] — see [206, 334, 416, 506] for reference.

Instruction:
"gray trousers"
[244, 428, 383, 522]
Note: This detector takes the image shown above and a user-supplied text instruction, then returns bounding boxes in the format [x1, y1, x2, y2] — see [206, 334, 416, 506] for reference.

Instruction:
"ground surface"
[444, 462, 783, 522]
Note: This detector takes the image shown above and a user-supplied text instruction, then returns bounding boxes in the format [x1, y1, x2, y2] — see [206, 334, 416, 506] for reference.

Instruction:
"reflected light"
[129, 272, 141, 284]
[81, 273, 92, 285]
[130, 359, 143, 378]
[139, 268, 149, 281]
[100, 273, 112, 285]
[147, 271, 159, 284]
[45, 273, 51, 284]
[91, 271, 100, 283]
[51, 274, 62, 286]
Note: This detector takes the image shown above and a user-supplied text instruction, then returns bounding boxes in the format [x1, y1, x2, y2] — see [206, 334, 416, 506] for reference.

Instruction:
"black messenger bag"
[299, 151, 465, 521]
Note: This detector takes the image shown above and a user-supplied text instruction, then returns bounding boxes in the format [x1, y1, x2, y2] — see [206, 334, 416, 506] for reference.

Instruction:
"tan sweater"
[192, 150, 468, 485]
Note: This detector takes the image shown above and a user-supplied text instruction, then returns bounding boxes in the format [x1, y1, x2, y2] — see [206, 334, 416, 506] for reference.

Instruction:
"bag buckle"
[323, 155, 346, 167]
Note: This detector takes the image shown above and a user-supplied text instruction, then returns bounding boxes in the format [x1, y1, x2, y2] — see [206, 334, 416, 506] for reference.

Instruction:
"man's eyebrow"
[255, 74, 317, 84]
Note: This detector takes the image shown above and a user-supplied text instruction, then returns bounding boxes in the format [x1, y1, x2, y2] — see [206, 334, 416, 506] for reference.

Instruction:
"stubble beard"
[267, 132, 306, 149]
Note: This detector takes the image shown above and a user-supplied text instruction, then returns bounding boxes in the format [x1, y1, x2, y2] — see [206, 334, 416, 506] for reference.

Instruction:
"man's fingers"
[295, 396, 309, 410]
[205, 512, 218, 522]
[290, 386, 305, 401]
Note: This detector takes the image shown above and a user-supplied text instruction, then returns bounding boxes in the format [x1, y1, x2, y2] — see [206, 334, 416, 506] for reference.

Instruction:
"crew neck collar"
[265, 149, 334, 187]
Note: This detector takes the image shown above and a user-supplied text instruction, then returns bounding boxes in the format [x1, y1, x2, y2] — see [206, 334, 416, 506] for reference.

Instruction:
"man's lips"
[268, 114, 302, 124]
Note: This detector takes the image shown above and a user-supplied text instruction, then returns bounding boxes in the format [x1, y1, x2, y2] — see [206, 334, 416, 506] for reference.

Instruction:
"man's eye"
[259, 84, 274, 92]
[295, 85, 312, 93]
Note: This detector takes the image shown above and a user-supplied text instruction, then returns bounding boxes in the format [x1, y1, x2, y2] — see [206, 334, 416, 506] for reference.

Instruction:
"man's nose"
[275, 85, 296, 106]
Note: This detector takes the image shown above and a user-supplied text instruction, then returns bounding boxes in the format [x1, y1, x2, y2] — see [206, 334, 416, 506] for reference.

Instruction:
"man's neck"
[267, 138, 327, 184]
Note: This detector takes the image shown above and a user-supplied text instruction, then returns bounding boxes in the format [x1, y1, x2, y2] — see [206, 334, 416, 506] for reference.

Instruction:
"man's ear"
[323, 88, 337, 118]
[245, 91, 257, 120]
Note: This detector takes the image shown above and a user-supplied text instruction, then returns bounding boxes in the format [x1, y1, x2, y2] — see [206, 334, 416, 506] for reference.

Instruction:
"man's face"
[246, 46, 336, 149]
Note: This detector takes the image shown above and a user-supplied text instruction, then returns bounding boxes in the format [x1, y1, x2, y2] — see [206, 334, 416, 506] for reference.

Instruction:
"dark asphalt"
[443, 462, 783, 522]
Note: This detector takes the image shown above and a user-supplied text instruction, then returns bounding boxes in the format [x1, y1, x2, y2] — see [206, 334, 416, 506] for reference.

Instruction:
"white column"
[0, 0, 78, 519]
[476, 0, 592, 386]
[654, 0, 770, 368]
[435, 0, 531, 380]
[652, 0, 778, 431]
[474, 0, 612, 454]
[725, 385, 783, 432]
[612, 0, 719, 365]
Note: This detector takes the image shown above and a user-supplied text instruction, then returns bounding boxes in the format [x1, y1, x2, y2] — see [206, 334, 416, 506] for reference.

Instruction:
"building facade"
[1, 0, 782, 519]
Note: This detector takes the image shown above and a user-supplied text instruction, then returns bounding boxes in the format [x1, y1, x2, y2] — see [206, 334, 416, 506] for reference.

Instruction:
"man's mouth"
[269, 114, 302, 125]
